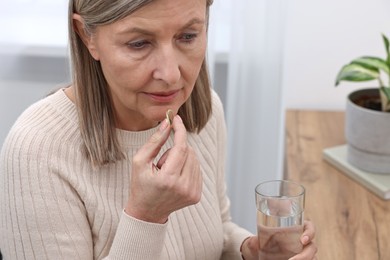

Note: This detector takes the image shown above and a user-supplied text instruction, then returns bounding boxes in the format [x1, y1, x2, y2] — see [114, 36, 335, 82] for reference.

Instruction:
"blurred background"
[0, 0, 389, 233]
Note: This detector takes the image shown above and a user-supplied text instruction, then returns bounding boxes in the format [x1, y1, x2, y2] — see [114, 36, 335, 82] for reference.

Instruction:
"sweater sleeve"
[107, 211, 167, 260]
[211, 91, 253, 260]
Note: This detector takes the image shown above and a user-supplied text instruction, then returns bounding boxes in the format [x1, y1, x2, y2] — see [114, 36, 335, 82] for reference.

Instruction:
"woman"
[0, 0, 317, 259]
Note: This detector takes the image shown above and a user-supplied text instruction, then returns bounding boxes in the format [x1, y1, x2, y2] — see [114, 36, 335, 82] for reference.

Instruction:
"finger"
[156, 149, 171, 169]
[134, 119, 171, 165]
[267, 198, 293, 216]
[301, 220, 316, 245]
[161, 115, 188, 173]
[289, 242, 318, 260]
[171, 115, 187, 146]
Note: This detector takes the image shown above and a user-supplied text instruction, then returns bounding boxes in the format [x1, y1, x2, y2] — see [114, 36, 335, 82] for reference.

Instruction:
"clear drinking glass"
[255, 180, 305, 259]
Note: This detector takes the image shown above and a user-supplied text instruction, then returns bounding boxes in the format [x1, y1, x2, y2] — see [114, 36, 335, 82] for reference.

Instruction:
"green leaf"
[383, 34, 390, 57]
[381, 86, 390, 101]
[383, 34, 390, 66]
[335, 63, 379, 86]
[351, 56, 389, 75]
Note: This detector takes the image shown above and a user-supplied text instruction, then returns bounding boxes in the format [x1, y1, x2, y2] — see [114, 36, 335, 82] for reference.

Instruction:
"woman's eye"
[127, 40, 150, 49]
[180, 33, 198, 43]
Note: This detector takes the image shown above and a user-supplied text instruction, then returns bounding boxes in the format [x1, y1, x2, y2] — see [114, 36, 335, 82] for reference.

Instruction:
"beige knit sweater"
[0, 89, 252, 260]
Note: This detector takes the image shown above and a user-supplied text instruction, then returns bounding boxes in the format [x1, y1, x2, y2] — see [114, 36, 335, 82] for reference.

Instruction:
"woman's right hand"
[124, 115, 203, 224]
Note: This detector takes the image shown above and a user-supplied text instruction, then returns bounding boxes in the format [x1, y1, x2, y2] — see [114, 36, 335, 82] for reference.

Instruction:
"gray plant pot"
[346, 88, 390, 174]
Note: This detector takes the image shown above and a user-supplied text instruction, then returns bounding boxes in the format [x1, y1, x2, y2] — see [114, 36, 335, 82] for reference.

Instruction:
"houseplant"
[335, 33, 390, 174]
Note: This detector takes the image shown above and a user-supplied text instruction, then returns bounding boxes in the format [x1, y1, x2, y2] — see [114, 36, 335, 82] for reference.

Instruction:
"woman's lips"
[145, 89, 180, 103]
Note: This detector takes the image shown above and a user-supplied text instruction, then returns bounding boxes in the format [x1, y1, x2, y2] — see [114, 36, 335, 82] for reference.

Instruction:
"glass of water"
[255, 180, 305, 259]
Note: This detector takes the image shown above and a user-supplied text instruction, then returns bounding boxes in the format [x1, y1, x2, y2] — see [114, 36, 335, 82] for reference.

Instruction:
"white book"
[323, 145, 390, 200]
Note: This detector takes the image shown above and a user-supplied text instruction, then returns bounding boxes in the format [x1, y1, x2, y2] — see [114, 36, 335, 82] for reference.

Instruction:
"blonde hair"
[68, 0, 214, 166]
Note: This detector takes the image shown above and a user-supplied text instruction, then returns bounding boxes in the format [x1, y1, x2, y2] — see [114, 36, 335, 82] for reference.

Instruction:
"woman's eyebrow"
[119, 27, 155, 36]
[179, 18, 205, 30]
[117, 17, 205, 36]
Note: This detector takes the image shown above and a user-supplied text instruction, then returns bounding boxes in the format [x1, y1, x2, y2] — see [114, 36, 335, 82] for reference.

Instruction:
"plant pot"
[346, 88, 390, 174]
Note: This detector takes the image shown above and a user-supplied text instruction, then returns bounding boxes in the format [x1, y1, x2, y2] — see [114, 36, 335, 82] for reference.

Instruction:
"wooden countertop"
[285, 110, 390, 260]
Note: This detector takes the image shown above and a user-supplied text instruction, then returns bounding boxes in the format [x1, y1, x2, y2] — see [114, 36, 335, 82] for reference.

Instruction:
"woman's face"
[84, 0, 207, 131]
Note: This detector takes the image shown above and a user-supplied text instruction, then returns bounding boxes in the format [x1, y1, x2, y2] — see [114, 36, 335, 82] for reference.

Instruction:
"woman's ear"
[72, 13, 100, 60]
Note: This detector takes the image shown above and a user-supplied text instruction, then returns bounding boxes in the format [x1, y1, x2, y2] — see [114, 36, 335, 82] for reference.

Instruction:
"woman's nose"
[152, 45, 181, 86]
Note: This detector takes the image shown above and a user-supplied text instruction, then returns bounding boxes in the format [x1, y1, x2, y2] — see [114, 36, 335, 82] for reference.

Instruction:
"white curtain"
[208, 0, 287, 233]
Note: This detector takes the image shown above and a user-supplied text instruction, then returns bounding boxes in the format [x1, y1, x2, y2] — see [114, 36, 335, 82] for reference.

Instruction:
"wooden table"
[285, 110, 390, 260]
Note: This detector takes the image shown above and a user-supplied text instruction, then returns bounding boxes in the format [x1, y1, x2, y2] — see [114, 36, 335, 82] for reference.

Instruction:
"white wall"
[0, 0, 70, 145]
[283, 0, 390, 110]
[0, 55, 70, 144]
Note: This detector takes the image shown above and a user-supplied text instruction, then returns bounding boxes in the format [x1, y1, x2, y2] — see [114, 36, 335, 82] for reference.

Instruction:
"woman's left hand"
[241, 220, 317, 260]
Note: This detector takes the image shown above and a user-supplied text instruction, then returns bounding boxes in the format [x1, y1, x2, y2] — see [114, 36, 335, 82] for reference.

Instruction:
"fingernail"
[301, 235, 309, 244]
[159, 119, 169, 132]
